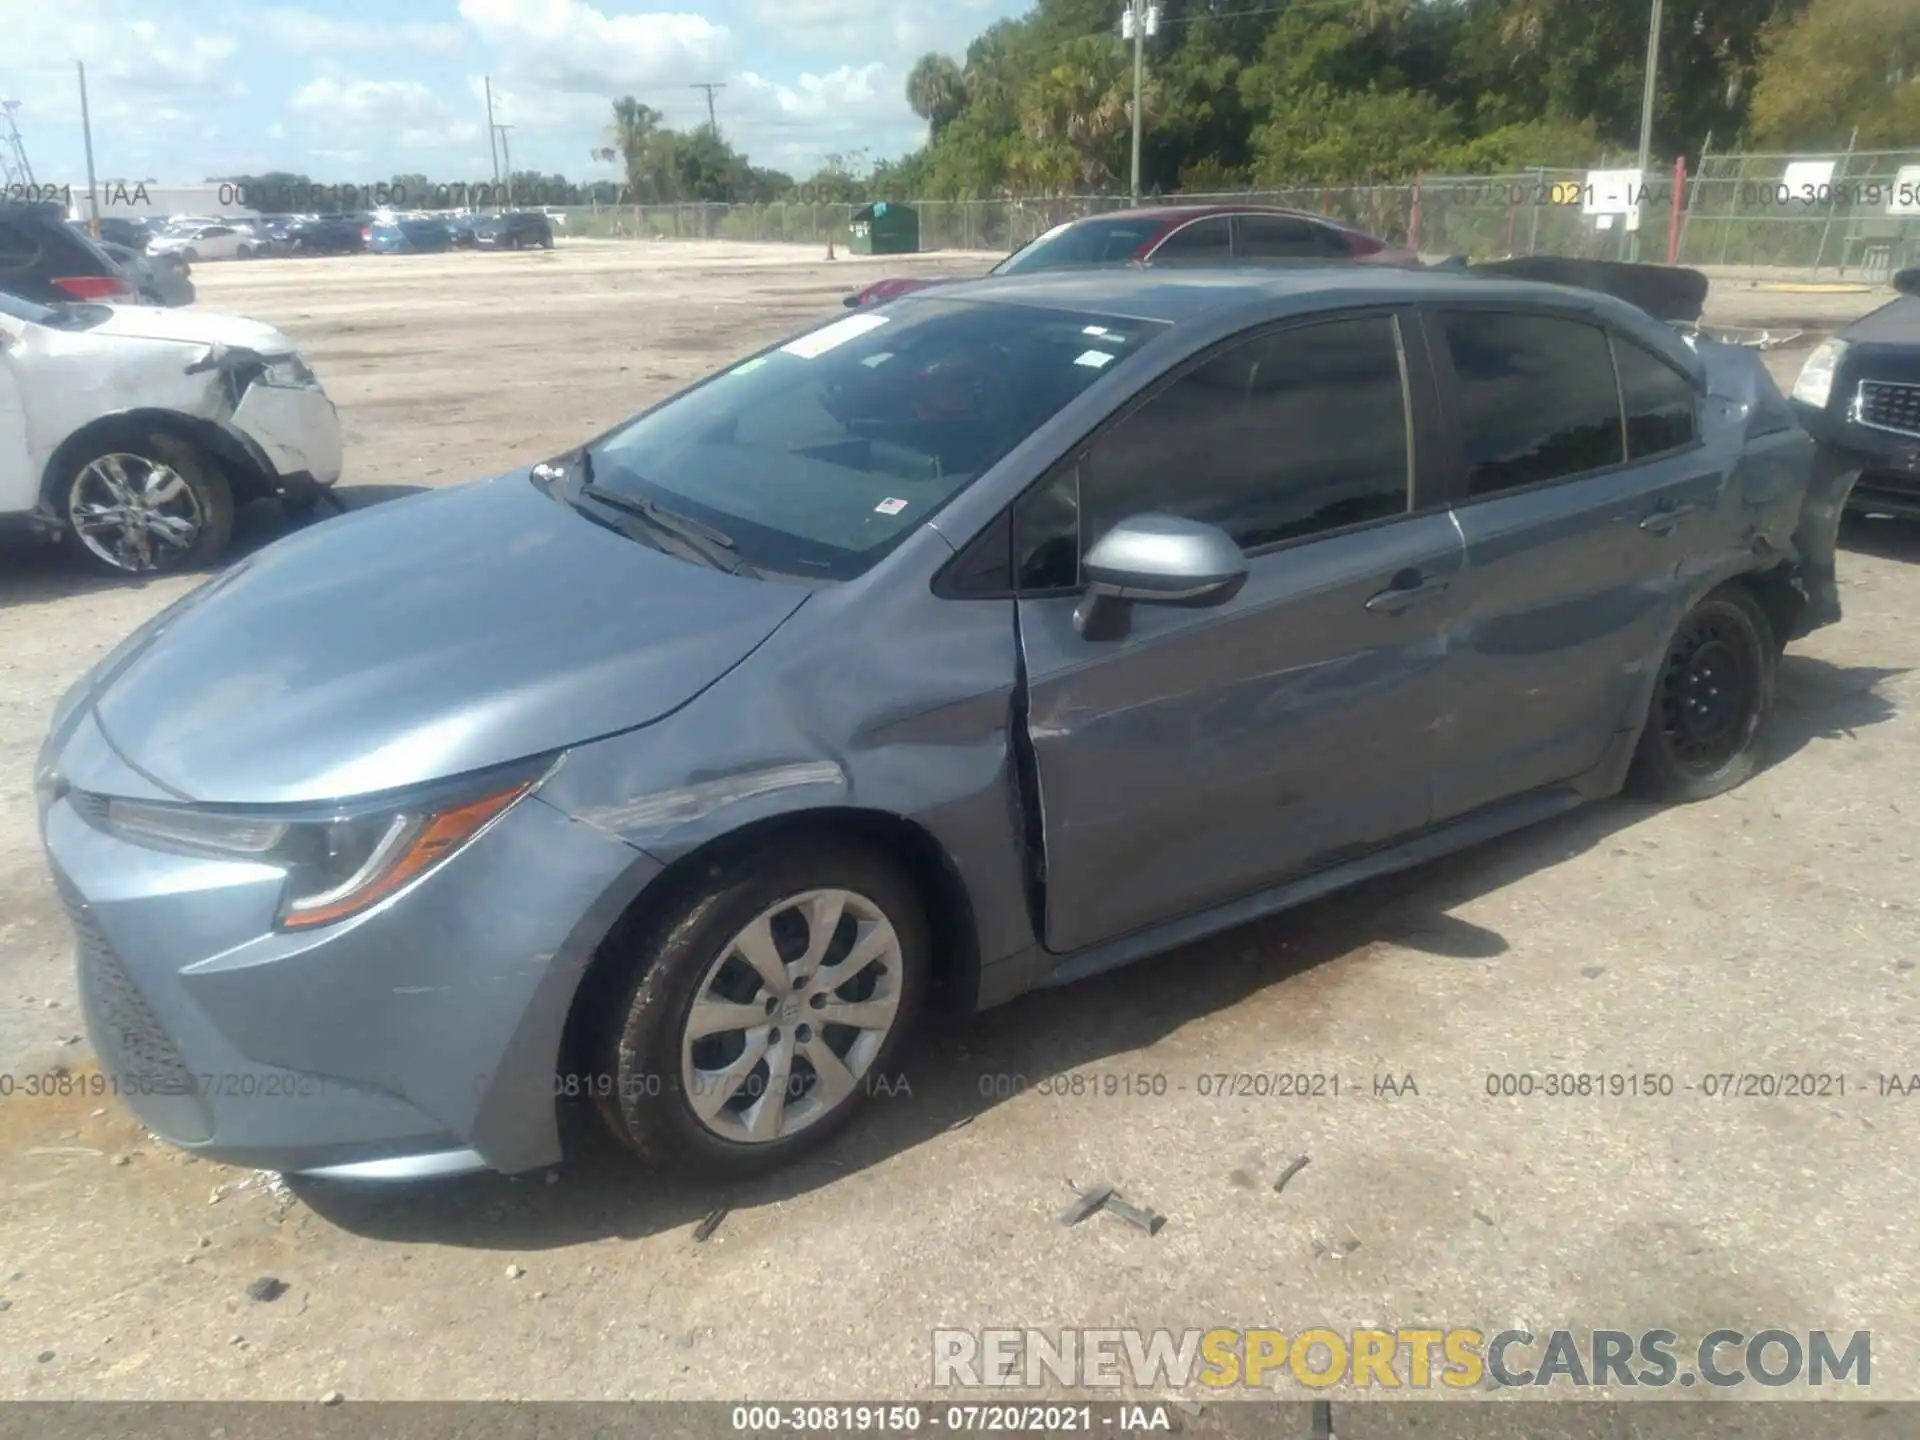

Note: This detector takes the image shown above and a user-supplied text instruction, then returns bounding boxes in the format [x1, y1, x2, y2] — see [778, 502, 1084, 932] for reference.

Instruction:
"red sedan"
[844, 204, 1415, 307]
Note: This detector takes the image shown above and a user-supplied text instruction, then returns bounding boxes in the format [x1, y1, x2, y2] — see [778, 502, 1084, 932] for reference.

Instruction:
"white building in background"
[64, 182, 258, 222]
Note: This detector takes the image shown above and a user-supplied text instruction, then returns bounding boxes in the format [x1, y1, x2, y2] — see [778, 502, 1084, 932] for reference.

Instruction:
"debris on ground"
[1059, 1182, 1115, 1227]
[693, 1208, 729, 1243]
[505, 1264, 525, 1280]
[1473, 1209, 1496, 1226]
[245, 1276, 288, 1303]
[1274, 1154, 1310, 1195]
[320, 1390, 345, 1406]
[1105, 1195, 1167, 1236]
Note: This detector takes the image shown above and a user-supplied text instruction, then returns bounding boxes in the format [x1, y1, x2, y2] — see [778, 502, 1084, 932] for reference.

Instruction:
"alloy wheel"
[69, 453, 205, 573]
[679, 888, 904, 1144]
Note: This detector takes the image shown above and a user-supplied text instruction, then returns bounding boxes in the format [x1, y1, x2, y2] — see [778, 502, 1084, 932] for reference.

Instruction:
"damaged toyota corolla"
[38, 264, 1844, 1183]
[0, 290, 341, 574]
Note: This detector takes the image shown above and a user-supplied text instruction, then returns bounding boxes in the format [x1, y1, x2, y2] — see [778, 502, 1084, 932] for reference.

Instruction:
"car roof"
[1069, 203, 1354, 227]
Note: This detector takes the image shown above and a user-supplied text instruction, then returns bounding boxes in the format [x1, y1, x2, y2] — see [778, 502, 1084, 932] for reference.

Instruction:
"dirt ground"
[1, 241, 1917, 1404]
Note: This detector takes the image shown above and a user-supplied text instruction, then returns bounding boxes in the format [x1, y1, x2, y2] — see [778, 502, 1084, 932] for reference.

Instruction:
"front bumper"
[38, 762, 655, 1178]
[228, 382, 344, 489]
[1794, 381, 1920, 518]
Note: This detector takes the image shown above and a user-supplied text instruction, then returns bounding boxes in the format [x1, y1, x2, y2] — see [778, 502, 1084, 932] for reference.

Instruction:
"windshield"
[578, 298, 1164, 580]
[992, 218, 1164, 275]
[0, 291, 108, 330]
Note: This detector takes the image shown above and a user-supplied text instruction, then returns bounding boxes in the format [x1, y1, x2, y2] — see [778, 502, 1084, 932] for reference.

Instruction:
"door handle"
[1365, 572, 1449, 614]
[1640, 502, 1700, 535]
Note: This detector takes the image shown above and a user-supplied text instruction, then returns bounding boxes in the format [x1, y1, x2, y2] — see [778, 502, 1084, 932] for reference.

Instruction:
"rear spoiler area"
[1427, 255, 1710, 324]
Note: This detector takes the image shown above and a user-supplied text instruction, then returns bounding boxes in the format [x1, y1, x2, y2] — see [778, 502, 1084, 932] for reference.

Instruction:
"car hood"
[88, 305, 295, 354]
[84, 475, 810, 805]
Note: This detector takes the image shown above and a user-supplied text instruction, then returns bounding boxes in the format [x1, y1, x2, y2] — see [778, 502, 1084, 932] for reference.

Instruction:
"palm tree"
[1018, 38, 1148, 191]
[607, 97, 670, 200]
[906, 54, 969, 139]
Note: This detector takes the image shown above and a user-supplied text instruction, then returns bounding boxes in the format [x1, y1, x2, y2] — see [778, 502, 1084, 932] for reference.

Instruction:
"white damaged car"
[0, 291, 342, 575]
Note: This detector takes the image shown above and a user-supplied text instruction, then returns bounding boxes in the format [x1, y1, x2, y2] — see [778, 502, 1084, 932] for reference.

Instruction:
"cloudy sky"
[1, 0, 1025, 187]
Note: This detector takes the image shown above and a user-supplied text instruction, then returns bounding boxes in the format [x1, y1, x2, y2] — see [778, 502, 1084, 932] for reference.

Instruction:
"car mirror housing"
[1073, 514, 1249, 640]
[1894, 267, 1920, 299]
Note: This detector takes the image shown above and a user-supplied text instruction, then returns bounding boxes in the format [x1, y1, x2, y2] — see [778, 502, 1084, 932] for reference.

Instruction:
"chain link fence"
[555, 148, 1920, 277]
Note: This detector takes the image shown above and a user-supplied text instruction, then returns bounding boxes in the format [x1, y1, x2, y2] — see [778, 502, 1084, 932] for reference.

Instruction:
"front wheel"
[1627, 585, 1775, 802]
[596, 841, 929, 1178]
[58, 436, 233, 577]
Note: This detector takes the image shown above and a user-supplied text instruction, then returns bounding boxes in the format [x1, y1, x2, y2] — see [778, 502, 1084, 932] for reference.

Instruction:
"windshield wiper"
[577, 480, 756, 577]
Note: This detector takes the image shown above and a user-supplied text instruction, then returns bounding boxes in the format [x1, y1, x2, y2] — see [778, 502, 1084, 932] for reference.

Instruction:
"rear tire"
[1627, 585, 1775, 802]
[595, 839, 929, 1179]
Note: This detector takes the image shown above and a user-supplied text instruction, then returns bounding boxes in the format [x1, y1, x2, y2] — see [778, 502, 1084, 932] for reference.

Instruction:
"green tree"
[906, 54, 970, 139]
[1748, 0, 1920, 145]
[1019, 36, 1151, 190]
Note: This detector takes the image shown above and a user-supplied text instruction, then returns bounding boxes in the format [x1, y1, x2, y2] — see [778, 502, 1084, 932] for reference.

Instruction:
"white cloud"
[458, 0, 732, 93]
[257, 9, 467, 57]
[742, 0, 1003, 69]
[287, 78, 483, 150]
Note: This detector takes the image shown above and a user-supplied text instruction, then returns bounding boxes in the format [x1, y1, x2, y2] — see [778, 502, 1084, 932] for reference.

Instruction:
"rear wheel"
[1627, 585, 1775, 802]
[595, 840, 929, 1179]
[58, 435, 234, 577]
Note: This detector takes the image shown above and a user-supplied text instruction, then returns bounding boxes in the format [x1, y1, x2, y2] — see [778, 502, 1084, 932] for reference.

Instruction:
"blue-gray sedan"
[36, 266, 1844, 1181]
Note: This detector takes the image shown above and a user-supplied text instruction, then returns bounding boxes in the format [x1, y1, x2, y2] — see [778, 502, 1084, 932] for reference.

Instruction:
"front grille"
[55, 874, 197, 1097]
[1856, 380, 1920, 439]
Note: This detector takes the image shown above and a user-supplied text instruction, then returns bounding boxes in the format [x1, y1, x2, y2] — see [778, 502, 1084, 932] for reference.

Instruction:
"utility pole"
[0, 100, 34, 189]
[690, 82, 725, 132]
[496, 126, 515, 206]
[1122, 2, 1158, 205]
[75, 63, 100, 234]
[1632, 0, 1664, 261]
[485, 76, 500, 191]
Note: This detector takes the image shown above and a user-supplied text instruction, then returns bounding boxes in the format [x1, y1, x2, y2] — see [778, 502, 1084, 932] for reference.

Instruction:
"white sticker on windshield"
[1082, 325, 1109, 336]
[1074, 349, 1117, 369]
[874, 497, 909, 515]
[729, 356, 769, 376]
[782, 312, 890, 359]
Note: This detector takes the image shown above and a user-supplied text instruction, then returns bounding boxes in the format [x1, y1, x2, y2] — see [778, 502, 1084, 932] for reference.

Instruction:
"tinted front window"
[1613, 336, 1697, 457]
[583, 300, 1164, 581]
[1149, 216, 1232, 260]
[1076, 315, 1411, 555]
[1442, 311, 1624, 497]
[1237, 215, 1339, 258]
[993, 218, 1161, 274]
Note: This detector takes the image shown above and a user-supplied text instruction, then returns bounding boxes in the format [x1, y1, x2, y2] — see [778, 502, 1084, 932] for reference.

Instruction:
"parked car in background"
[843, 205, 1417, 307]
[148, 223, 255, 263]
[1790, 267, 1920, 520]
[368, 217, 455, 254]
[0, 200, 139, 303]
[0, 289, 341, 574]
[32, 264, 1842, 1185]
[475, 211, 555, 250]
[84, 216, 157, 251]
[448, 214, 485, 248]
[275, 213, 369, 256]
[95, 239, 195, 307]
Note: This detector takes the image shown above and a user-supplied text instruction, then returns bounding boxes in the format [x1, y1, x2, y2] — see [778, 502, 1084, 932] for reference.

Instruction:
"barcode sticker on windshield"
[782, 312, 890, 359]
[874, 497, 909, 515]
[1074, 349, 1117, 369]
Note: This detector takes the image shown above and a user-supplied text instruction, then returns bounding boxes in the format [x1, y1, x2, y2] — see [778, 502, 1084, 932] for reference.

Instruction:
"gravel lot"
[1, 242, 1916, 1403]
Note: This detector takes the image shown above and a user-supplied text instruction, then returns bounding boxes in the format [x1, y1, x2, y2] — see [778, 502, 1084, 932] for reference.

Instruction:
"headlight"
[1791, 338, 1848, 408]
[259, 354, 318, 388]
[86, 760, 551, 929]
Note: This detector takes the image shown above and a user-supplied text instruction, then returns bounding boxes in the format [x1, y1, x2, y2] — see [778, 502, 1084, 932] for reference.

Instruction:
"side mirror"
[1074, 514, 1249, 640]
[1894, 268, 1920, 299]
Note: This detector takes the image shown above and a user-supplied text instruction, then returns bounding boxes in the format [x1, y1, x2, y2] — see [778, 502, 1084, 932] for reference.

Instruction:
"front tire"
[1627, 585, 1775, 802]
[58, 435, 234, 577]
[597, 840, 929, 1179]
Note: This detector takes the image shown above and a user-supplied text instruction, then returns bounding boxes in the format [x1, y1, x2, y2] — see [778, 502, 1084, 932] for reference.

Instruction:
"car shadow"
[295, 639, 1900, 1254]
[0, 485, 428, 611]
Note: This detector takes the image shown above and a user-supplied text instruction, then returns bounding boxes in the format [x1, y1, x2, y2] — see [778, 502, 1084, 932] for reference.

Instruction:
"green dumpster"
[849, 201, 919, 256]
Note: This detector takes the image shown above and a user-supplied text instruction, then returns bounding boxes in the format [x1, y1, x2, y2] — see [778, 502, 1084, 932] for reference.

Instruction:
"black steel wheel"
[1628, 585, 1775, 802]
